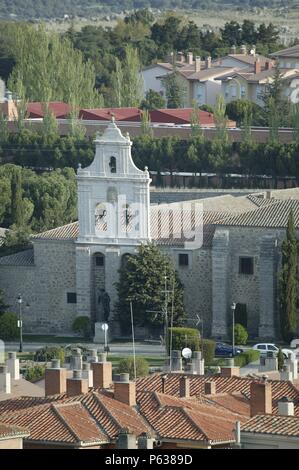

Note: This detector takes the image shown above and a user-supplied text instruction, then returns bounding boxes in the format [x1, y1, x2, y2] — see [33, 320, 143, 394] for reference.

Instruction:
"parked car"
[215, 342, 243, 357]
[252, 343, 296, 359]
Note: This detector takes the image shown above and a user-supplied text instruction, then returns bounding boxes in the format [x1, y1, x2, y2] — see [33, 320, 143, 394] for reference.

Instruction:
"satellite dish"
[182, 347, 192, 359]
[101, 323, 109, 332]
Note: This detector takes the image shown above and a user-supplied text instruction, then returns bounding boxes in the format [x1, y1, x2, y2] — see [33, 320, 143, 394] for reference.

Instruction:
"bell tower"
[75, 119, 151, 331]
[77, 118, 151, 245]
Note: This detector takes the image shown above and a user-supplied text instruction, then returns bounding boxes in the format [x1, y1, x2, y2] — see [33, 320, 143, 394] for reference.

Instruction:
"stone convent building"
[0, 119, 299, 341]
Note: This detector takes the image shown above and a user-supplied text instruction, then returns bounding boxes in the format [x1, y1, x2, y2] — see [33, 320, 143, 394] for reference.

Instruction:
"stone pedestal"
[94, 322, 110, 344]
[6, 352, 20, 380]
[0, 365, 11, 394]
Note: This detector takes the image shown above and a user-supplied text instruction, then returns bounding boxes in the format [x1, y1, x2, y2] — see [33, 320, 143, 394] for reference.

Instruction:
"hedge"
[167, 327, 200, 353]
[234, 324, 248, 345]
[233, 349, 260, 367]
[34, 346, 65, 364]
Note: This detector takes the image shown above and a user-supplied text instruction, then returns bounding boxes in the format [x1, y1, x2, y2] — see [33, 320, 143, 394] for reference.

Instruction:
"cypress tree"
[10, 169, 24, 227]
[279, 209, 298, 342]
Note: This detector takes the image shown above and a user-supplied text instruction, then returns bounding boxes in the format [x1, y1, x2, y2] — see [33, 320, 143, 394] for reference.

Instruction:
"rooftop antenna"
[128, 298, 137, 381]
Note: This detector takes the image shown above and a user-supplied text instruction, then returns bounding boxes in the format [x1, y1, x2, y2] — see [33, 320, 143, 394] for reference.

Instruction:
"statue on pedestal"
[97, 289, 110, 322]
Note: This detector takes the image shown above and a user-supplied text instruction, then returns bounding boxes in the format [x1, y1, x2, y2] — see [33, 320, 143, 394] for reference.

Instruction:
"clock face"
[95, 203, 107, 232]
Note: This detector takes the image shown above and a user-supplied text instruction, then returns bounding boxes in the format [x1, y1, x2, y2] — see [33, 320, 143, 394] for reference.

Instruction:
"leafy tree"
[116, 244, 186, 333]
[111, 46, 143, 107]
[0, 289, 8, 314]
[163, 67, 186, 109]
[262, 67, 290, 128]
[279, 210, 298, 343]
[234, 324, 248, 345]
[221, 21, 242, 46]
[213, 94, 229, 144]
[0, 312, 18, 340]
[10, 169, 24, 227]
[140, 89, 166, 111]
[226, 99, 264, 127]
[190, 100, 204, 139]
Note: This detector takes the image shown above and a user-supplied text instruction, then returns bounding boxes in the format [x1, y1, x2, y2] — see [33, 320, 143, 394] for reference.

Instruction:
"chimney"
[240, 44, 247, 55]
[265, 60, 273, 71]
[204, 381, 216, 395]
[82, 362, 93, 387]
[171, 350, 182, 372]
[254, 58, 261, 74]
[177, 51, 185, 63]
[66, 369, 89, 397]
[0, 365, 11, 394]
[91, 354, 112, 389]
[234, 421, 241, 449]
[280, 365, 293, 382]
[220, 361, 240, 377]
[266, 190, 272, 199]
[6, 352, 20, 380]
[191, 351, 205, 375]
[187, 51, 193, 65]
[250, 381, 272, 417]
[205, 56, 212, 69]
[70, 348, 82, 370]
[278, 397, 294, 416]
[87, 349, 98, 363]
[138, 432, 154, 449]
[116, 428, 137, 449]
[195, 56, 201, 72]
[114, 373, 136, 407]
[179, 376, 190, 398]
[230, 45, 237, 55]
[45, 359, 67, 396]
[161, 374, 167, 394]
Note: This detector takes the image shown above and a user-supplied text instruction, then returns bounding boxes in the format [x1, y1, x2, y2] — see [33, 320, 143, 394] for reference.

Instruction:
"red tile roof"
[27, 102, 72, 119]
[79, 107, 141, 121]
[150, 108, 215, 126]
[0, 422, 29, 439]
[242, 414, 299, 436]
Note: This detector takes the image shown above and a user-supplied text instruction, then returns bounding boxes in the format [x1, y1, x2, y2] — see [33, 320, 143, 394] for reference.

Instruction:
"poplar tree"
[279, 210, 298, 342]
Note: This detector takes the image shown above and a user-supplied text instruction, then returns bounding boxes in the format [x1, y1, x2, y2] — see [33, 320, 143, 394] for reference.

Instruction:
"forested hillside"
[0, 0, 296, 19]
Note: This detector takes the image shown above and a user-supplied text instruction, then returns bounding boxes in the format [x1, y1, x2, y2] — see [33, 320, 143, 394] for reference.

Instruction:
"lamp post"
[17, 294, 23, 353]
[231, 302, 236, 357]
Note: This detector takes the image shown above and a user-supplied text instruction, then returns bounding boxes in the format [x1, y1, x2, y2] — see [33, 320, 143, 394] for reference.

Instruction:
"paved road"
[5, 341, 165, 357]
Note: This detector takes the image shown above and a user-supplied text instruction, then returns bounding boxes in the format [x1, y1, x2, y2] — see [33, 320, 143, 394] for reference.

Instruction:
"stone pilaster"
[211, 230, 230, 339]
[76, 245, 92, 317]
[258, 236, 277, 339]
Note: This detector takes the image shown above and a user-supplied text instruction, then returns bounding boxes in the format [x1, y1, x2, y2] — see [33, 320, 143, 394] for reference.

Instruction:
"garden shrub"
[34, 346, 65, 364]
[234, 323, 248, 345]
[233, 349, 260, 367]
[72, 316, 92, 339]
[117, 356, 149, 380]
[199, 339, 216, 364]
[167, 327, 200, 353]
[24, 364, 45, 382]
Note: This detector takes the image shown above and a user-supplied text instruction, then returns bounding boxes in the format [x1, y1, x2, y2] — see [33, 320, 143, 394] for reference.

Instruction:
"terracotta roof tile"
[0, 422, 29, 439]
[242, 414, 299, 436]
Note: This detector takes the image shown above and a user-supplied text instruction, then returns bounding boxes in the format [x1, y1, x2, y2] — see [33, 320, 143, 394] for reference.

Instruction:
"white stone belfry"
[75, 119, 151, 327]
[77, 118, 151, 245]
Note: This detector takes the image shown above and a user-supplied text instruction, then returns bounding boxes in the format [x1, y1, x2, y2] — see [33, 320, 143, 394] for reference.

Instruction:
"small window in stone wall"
[67, 292, 77, 304]
[109, 156, 116, 173]
[95, 254, 105, 266]
[239, 257, 254, 275]
[179, 253, 189, 266]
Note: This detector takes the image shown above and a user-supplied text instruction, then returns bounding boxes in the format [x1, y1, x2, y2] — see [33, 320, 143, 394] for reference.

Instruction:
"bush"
[198, 339, 216, 364]
[34, 346, 65, 364]
[233, 349, 260, 367]
[234, 324, 248, 345]
[0, 312, 19, 340]
[24, 364, 45, 382]
[72, 316, 92, 339]
[117, 357, 149, 380]
[167, 327, 200, 353]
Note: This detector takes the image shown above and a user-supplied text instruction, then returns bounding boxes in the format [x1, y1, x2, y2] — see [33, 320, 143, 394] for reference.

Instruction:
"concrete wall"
[0, 437, 24, 449]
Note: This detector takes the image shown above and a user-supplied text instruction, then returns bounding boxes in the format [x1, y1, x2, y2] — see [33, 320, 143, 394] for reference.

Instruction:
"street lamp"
[231, 302, 236, 357]
[17, 294, 23, 353]
[16, 295, 29, 353]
